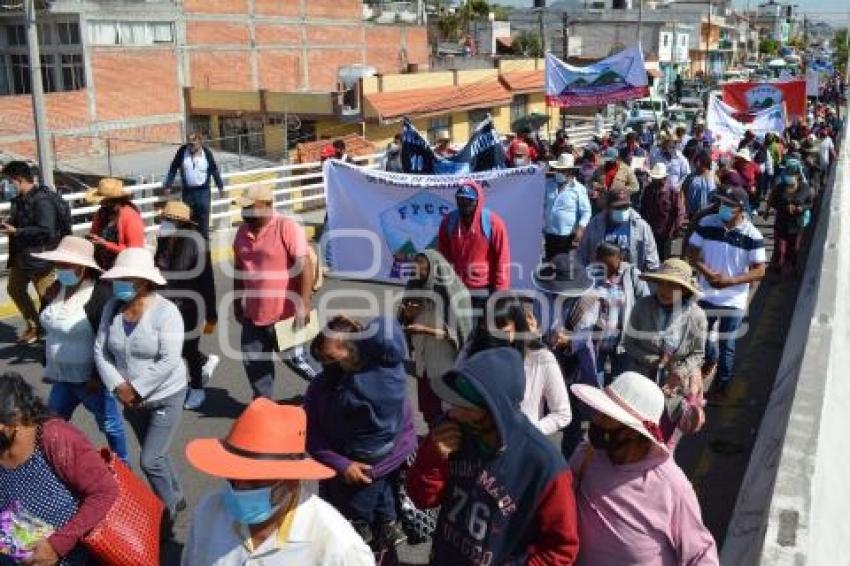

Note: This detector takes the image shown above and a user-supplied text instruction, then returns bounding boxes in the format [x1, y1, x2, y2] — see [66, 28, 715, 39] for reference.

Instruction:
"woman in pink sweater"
[85, 178, 146, 270]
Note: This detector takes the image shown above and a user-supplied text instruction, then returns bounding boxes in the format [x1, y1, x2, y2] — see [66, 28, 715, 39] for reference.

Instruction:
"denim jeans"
[699, 301, 745, 390]
[182, 185, 211, 239]
[123, 390, 186, 513]
[48, 381, 129, 462]
[241, 319, 316, 398]
[320, 474, 397, 525]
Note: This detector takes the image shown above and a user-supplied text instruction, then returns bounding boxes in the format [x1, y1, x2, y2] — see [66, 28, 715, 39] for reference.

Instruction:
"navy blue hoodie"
[407, 348, 580, 565]
[306, 317, 407, 463]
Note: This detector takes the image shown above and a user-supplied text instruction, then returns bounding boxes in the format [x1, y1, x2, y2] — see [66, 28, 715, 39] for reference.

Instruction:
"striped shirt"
[688, 214, 766, 310]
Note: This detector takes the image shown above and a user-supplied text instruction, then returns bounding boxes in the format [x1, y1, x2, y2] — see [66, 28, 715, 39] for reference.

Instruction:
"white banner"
[324, 161, 545, 289]
[706, 96, 786, 153]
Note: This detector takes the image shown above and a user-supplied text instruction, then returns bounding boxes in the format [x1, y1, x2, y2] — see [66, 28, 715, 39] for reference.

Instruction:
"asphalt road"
[0, 211, 803, 565]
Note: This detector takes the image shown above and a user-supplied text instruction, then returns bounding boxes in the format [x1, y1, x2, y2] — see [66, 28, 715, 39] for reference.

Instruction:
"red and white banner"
[722, 80, 806, 119]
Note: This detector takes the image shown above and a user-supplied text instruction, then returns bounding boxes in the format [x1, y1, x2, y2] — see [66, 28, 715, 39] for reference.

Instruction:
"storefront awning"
[365, 80, 512, 123]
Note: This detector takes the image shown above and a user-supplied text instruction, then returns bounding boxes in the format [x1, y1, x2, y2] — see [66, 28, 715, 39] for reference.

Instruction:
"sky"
[492, 0, 850, 24]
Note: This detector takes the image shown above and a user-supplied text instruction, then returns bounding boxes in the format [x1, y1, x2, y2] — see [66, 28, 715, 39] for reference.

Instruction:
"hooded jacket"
[406, 348, 579, 565]
[437, 181, 511, 291]
[305, 318, 408, 464]
[578, 209, 660, 273]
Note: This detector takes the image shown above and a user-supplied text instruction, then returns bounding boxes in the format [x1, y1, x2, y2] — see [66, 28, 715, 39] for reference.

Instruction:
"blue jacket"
[306, 318, 407, 463]
[543, 178, 592, 236]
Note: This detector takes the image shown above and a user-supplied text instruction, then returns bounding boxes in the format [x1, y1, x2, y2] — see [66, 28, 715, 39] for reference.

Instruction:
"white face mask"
[159, 220, 177, 238]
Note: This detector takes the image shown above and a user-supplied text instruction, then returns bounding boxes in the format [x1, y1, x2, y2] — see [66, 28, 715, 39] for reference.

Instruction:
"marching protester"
[34, 236, 129, 462]
[433, 130, 456, 158]
[0, 373, 119, 565]
[154, 201, 220, 410]
[305, 315, 413, 550]
[651, 133, 691, 189]
[383, 133, 403, 173]
[508, 140, 532, 167]
[333, 139, 356, 164]
[94, 247, 188, 528]
[623, 259, 708, 447]
[683, 151, 717, 219]
[86, 177, 146, 271]
[401, 250, 473, 428]
[640, 162, 686, 261]
[437, 180, 511, 306]
[570, 372, 719, 564]
[544, 153, 592, 261]
[233, 185, 317, 395]
[1, 161, 66, 345]
[687, 186, 766, 403]
[578, 187, 660, 273]
[764, 175, 813, 277]
[406, 347, 580, 564]
[589, 147, 639, 206]
[467, 296, 572, 436]
[163, 132, 225, 239]
[183, 398, 374, 564]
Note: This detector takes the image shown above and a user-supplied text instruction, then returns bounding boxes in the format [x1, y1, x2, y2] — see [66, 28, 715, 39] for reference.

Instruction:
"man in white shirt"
[183, 398, 374, 565]
[687, 186, 766, 404]
[164, 132, 225, 238]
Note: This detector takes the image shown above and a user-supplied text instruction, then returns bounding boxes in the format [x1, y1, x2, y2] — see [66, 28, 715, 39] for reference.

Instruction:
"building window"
[40, 54, 56, 93]
[60, 54, 85, 90]
[10, 54, 30, 94]
[87, 21, 174, 46]
[510, 94, 528, 125]
[468, 109, 489, 129]
[57, 22, 80, 45]
[662, 34, 670, 47]
[6, 25, 26, 47]
[427, 116, 452, 145]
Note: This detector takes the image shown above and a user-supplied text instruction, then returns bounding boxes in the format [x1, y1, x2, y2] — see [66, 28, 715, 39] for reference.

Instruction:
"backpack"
[446, 208, 493, 242]
[39, 188, 73, 239]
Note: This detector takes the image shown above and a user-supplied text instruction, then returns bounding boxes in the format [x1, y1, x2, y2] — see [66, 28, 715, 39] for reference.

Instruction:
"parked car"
[628, 97, 668, 125]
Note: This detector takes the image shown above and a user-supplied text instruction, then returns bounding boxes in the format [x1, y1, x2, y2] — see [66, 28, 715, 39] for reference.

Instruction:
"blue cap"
[455, 184, 478, 201]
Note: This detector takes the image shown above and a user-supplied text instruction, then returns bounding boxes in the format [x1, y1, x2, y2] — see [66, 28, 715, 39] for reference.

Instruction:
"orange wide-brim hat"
[186, 398, 335, 481]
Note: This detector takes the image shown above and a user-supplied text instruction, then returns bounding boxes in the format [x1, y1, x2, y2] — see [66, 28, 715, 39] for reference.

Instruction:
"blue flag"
[401, 117, 505, 175]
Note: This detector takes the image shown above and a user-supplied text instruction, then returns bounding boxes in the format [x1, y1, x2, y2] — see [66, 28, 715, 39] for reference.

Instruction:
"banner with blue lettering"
[324, 161, 544, 289]
[401, 117, 505, 174]
[545, 46, 649, 107]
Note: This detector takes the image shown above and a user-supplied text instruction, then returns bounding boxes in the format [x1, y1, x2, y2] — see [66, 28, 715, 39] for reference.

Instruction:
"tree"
[514, 31, 544, 57]
[759, 38, 779, 57]
[836, 28, 848, 76]
[787, 36, 805, 50]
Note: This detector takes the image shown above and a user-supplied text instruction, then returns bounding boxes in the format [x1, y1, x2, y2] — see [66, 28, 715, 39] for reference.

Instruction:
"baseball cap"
[607, 187, 631, 207]
[603, 147, 619, 162]
[455, 181, 479, 201]
[717, 186, 749, 210]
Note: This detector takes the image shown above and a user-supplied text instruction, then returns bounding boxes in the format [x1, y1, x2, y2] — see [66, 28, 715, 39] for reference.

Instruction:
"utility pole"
[704, 0, 711, 83]
[562, 11, 568, 59]
[24, 0, 54, 188]
[538, 9, 546, 54]
[637, 0, 643, 47]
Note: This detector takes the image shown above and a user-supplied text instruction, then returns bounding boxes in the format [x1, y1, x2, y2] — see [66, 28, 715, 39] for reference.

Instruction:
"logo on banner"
[379, 191, 454, 279]
[745, 85, 783, 110]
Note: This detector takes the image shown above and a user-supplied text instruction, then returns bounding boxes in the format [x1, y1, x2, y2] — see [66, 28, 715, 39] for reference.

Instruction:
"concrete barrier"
[722, 109, 850, 565]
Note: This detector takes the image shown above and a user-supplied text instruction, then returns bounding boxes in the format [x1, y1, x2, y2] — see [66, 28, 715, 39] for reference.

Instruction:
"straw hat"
[159, 201, 196, 226]
[186, 398, 335, 481]
[648, 162, 668, 180]
[549, 153, 578, 170]
[85, 177, 131, 204]
[100, 247, 166, 286]
[639, 258, 699, 296]
[31, 236, 101, 272]
[571, 372, 668, 452]
[235, 185, 274, 207]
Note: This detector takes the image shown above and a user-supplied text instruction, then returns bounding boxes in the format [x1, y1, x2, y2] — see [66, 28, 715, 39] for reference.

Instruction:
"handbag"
[396, 447, 438, 545]
[83, 449, 164, 566]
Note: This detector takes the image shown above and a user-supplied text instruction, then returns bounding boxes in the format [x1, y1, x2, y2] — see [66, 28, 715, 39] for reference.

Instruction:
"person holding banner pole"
[437, 181, 511, 311]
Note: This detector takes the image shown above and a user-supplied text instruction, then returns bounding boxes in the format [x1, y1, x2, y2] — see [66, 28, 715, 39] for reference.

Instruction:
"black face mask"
[474, 327, 512, 351]
[587, 423, 630, 452]
[0, 428, 16, 454]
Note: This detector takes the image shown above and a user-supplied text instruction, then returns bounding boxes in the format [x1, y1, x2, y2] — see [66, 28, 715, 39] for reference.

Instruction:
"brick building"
[0, 0, 428, 174]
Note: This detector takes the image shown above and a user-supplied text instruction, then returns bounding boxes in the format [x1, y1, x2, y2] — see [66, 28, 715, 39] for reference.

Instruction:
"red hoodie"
[437, 181, 511, 291]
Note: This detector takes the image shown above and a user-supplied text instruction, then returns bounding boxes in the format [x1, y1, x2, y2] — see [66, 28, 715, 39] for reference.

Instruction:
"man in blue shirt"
[543, 153, 592, 261]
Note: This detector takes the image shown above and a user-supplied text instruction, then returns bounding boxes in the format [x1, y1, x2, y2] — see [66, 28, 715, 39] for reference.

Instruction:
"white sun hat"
[100, 247, 166, 286]
[649, 162, 668, 180]
[31, 236, 101, 272]
[549, 153, 578, 170]
[571, 372, 668, 452]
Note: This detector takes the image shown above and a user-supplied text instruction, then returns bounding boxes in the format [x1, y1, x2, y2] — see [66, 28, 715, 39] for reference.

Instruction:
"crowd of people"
[0, 72, 844, 565]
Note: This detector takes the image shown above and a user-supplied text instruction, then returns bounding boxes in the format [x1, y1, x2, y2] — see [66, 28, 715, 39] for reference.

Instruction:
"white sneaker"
[201, 354, 220, 386]
[184, 388, 206, 410]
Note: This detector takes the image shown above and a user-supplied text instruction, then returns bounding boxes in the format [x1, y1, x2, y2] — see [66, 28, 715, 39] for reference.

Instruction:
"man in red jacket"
[406, 347, 579, 565]
[437, 180, 511, 309]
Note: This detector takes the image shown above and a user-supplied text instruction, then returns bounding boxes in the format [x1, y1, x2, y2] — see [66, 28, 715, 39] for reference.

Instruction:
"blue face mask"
[610, 208, 630, 224]
[718, 204, 736, 223]
[554, 173, 568, 185]
[56, 269, 80, 288]
[222, 482, 283, 525]
[112, 280, 137, 302]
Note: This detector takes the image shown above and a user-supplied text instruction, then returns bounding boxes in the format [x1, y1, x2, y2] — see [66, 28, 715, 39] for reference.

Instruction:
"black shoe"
[351, 520, 373, 545]
[161, 498, 187, 540]
[377, 520, 407, 548]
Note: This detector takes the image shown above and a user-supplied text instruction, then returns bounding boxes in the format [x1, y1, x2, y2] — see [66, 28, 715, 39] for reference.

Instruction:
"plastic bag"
[0, 501, 54, 562]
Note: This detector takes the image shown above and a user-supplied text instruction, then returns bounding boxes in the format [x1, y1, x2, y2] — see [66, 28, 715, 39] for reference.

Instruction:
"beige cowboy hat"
[549, 153, 578, 170]
[159, 201, 196, 226]
[734, 148, 752, 162]
[436, 129, 451, 142]
[640, 258, 700, 296]
[234, 185, 274, 208]
[31, 236, 101, 271]
[85, 177, 131, 204]
[571, 372, 669, 453]
[648, 162, 668, 180]
[100, 247, 166, 286]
